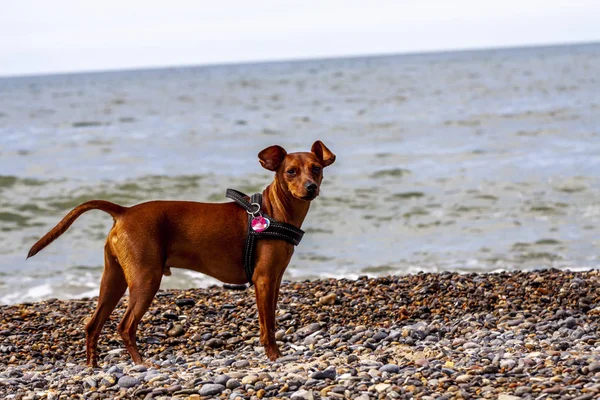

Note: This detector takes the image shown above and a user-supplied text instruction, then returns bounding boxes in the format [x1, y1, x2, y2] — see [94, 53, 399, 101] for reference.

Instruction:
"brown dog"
[27, 141, 336, 366]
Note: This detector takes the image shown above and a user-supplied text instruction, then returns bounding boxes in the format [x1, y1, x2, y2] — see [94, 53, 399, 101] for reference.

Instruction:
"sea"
[1, 43, 599, 304]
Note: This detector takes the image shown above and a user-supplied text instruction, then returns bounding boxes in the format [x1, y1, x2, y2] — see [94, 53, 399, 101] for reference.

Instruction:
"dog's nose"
[305, 182, 318, 193]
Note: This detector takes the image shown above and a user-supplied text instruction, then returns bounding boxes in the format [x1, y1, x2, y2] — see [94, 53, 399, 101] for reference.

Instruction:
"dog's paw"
[265, 346, 282, 361]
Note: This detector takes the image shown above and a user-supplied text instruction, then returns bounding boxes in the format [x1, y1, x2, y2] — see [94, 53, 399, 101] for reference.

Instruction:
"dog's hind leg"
[85, 244, 127, 367]
[116, 255, 163, 365]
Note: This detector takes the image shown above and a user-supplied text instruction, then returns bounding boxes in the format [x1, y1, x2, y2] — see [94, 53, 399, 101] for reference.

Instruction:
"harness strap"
[226, 189, 305, 284]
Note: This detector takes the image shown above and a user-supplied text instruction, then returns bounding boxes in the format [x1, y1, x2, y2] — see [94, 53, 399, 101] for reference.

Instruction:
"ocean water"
[0, 43, 599, 304]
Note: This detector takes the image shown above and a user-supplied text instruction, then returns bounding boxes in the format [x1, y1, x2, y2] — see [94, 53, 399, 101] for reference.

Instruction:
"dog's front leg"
[253, 271, 282, 361]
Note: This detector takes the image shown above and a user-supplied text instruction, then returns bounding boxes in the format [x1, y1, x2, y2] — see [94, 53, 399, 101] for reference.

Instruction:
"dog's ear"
[311, 141, 336, 167]
[258, 145, 287, 171]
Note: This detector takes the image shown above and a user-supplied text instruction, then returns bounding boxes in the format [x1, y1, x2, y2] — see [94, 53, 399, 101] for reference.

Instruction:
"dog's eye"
[312, 166, 322, 174]
[286, 168, 296, 175]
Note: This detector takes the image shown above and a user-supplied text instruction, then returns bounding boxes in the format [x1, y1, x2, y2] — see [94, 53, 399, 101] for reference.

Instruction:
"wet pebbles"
[1, 269, 600, 399]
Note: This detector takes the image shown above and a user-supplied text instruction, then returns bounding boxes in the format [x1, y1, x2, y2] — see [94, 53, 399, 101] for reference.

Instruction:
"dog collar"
[226, 189, 304, 284]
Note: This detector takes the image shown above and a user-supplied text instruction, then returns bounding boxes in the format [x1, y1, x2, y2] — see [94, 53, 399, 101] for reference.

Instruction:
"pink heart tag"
[251, 216, 270, 232]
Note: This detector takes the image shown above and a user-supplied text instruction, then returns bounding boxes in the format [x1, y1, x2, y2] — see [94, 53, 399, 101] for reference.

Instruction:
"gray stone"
[500, 359, 516, 370]
[589, 362, 600, 373]
[304, 336, 318, 345]
[130, 365, 147, 373]
[297, 323, 321, 337]
[232, 360, 250, 368]
[118, 376, 141, 388]
[379, 364, 400, 373]
[291, 389, 313, 400]
[166, 384, 182, 393]
[199, 383, 225, 396]
[571, 394, 595, 400]
[230, 391, 243, 400]
[83, 378, 97, 388]
[275, 330, 286, 341]
[310, 368, 336, 380]
[214, 374, 231, 385]
[515, 386, 532, 395]
[562, 316, 577, 329]
[106, 366, 123, 374]
[226, 379, 242, 389]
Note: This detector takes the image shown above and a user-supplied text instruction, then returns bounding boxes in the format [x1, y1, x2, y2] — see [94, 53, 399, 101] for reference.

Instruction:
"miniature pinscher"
[27, 141, 336, 366]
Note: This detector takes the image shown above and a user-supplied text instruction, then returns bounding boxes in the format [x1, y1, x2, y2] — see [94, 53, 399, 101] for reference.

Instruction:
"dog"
[27, 141, 336, 366]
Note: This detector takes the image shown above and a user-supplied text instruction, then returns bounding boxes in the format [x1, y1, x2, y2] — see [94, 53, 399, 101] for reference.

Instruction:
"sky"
[1, 0, 599, 77]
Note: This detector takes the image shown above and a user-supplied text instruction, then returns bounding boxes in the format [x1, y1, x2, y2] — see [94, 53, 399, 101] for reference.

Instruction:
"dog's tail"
[27, 200, 126, 259]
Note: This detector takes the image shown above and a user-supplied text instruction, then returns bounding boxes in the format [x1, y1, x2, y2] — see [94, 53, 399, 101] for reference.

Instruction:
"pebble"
[83, 377, 97, 388]
[226, 379, 242, 389]
[206, 338, 224, 348]
[415, 358, 430, 368]
[241, 374, 259, 384]
[167, 324, 185, 337]
[291, 389, 313, 400]
[232, 360, 250, 368]
[318, 293, 337, 305]
[162, 312, 179, 320]
[589, 362, 600, 373]
[100, 374, 117, 386]
[310, 368, 337, 380]
[375, 383, 391, 393]
[500, 359, 516, 370]
[379, 364, 400, 373]
[561, 316, 577, 329]
[515, 386, 531, 395]
[1, 270, 600, 400]
[214, 374, 231, 385]
[199, 383, 225, 396]
[175, 298, 195, 307]
[117, 376, 141, 388]
[297, 323, 321, 337]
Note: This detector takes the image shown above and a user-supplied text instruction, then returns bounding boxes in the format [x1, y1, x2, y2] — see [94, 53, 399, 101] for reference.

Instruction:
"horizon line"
[1, 39, 598, 80]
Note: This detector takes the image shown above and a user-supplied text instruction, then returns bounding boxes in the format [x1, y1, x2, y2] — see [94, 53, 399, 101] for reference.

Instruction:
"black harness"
[225, 189, 304, 285]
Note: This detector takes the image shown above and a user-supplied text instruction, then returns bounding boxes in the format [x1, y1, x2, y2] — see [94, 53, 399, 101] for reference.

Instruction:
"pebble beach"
[1, 269, 600, 399]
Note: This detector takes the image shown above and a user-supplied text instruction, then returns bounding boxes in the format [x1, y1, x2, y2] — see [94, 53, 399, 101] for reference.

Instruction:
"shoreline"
[1, 269, 599, 399]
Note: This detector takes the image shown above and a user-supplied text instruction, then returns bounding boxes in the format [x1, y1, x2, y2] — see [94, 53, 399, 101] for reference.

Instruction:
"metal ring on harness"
[246, 202, 261, 216]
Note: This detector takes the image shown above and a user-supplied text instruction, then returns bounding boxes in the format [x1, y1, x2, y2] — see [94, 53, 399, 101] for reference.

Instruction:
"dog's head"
[258, 141, 336, 201]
